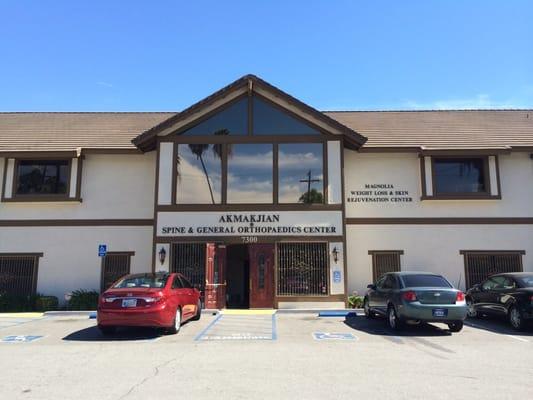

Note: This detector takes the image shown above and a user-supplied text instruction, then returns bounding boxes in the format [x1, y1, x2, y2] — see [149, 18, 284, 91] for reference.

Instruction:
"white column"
[488, 156, 499, 196]
[329, 242, 345, 295]
[327, 141, 342, 204]
[424, 156, 433, 196]
[158, 142, 174, 205]
[3, 158, 15, 198]
[69, 158, 78, 198]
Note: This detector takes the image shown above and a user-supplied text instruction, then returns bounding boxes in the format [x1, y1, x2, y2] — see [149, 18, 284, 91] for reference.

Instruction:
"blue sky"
[0, 1, 531, 111]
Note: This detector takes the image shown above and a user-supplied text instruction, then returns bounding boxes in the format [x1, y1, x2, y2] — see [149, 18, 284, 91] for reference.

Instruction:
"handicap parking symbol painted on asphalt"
[2, 335, 44, 343]
[313, 332, 357, 341]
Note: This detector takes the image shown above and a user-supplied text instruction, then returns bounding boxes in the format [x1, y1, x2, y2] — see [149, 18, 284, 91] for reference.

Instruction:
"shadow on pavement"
[465, 316, 533, 336]
[343, 314, 452, 337]
[62, 326, 162, 342]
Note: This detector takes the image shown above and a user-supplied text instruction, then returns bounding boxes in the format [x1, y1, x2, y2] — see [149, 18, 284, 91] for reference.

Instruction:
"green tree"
[299, 188, 323, 204]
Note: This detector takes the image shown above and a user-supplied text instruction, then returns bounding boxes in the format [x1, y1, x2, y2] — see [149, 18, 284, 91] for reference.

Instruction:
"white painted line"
[504, 335, 529, 343]
[464, 321, 530, 343]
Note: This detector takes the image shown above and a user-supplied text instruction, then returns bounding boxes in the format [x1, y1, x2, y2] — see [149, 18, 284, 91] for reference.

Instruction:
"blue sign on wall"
[333, 270, 342, 283]
[98, 244, 107, 257]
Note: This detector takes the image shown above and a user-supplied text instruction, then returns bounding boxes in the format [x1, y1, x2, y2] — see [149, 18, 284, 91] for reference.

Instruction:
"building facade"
[1, 75, 532, 308]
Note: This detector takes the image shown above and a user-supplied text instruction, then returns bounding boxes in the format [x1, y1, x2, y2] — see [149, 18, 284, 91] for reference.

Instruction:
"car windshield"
[401, 274, 451, 288]
[516, 274, 533, 288]
[113, 274, 168, 289]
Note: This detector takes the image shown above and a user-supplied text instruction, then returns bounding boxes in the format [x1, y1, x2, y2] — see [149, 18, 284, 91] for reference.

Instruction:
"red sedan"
[97, 272, 201, 335]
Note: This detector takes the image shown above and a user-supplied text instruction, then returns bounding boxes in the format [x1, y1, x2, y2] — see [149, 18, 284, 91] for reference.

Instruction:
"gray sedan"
[363, 272, 468, 332]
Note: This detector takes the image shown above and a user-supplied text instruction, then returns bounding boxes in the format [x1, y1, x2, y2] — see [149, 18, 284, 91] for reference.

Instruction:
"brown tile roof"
[1, 109, 532, 154]
[325, 110, 533, 150]
[0, 112, 174, 153]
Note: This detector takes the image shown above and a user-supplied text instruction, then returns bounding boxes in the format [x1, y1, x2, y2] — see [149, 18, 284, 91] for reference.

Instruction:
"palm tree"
[188, 143, 215, 204]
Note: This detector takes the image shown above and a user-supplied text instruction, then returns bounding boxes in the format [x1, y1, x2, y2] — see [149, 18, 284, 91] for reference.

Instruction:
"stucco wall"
[344, 151, 533, 218]
[0, 153, 156, 219]
[0, 226, 153, 300]
[346, 225, 533, 294]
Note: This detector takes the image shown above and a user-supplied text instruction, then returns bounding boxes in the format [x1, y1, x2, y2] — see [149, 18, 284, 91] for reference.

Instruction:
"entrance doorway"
[224, 243, 275, 309]
[226, 244, 250, 309]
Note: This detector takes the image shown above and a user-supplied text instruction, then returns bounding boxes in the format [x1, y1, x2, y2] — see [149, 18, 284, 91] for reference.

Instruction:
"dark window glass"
[382, 275, 395, 289]
[278, 143, 323, 203]
[401, 274, 452, 288]
[181, 97, 248, 135]
[101, 254, 131, 291]
[172, 275, 183, 289]
[516, 274, 533, 288]
[177, 144, 222, 204]
[16, 160, 69, 195]
[180, 276, 193, 289]
[433, 158, 487, 194]
[253, 96, 320, 135]
[277, 242, 328, 296]
[0, 256, 37, 296]
[113, 274, 168, 289]
[171, 243, 205, 292]
[481, 278, 498, 291]
[227, 143, 273, 203]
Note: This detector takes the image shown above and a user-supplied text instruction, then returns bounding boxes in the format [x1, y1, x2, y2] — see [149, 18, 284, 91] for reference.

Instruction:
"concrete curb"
[44, 309, 221, 317]
[276, 308, 362, 314]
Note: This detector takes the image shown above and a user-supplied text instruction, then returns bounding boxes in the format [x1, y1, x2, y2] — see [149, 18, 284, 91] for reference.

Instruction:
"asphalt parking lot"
[0, 311, 532, 400]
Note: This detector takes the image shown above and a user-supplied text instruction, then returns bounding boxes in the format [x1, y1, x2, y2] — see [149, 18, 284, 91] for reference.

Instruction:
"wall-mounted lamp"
[332, 246, 339, 263]
[158, 247, 167, 265]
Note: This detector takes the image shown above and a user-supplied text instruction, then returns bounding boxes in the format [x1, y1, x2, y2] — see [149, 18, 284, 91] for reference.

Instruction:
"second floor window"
[433, 157, 488, 195]
[16, 159, 69, 195]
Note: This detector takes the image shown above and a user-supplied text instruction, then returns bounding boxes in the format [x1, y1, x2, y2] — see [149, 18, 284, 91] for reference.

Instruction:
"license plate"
[432, 308, 448, 318]
[122, 298, 137, 308]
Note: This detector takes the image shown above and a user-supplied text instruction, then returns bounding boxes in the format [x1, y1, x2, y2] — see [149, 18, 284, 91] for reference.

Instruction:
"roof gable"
[132, 74, 367, 151]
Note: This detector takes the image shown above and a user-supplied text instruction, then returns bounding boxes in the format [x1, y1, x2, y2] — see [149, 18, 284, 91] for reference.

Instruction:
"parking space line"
[194, 313, 223, 341]
[271, 314, 277, 340]
[464, 321, 530, 343]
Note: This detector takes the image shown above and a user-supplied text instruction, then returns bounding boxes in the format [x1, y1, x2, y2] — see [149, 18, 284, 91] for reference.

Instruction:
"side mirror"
[367, 284, 376, 291]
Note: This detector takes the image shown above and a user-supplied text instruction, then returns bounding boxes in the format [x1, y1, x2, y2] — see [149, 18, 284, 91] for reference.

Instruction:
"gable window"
[176, 144, 222, 204]
[252, 96, 321, 135]
[179, 94, 323, 136]
[227, 143, 273, 203]
[278, 143, 324, 204]
[15, 159, 70, 196]
[181, 97, 248, 136]
[432, 157, 489, 195]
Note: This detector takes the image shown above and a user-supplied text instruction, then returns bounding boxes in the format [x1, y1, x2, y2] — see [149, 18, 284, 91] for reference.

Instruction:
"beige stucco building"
[1, 75, 532, 308]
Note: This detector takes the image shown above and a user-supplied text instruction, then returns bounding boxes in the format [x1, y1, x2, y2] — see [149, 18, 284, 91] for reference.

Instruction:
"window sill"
[2, 196, 83, 203]
[421, 194, 501, 201]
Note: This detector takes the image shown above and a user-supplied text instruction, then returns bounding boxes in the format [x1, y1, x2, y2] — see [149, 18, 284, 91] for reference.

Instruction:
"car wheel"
[466, 298, 477, 318]
[98, 325, 116, 335]
[191, 300, 202, 321]
[387, 305, 403, 331]
[167, 307, 182, 334]
[509, 306, 525, 331]
[363, 298, 375, 319]
[447, 321, 464, 333]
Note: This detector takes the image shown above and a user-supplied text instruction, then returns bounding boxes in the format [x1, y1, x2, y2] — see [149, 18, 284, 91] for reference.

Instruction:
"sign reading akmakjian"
[157, 211, 343, 237]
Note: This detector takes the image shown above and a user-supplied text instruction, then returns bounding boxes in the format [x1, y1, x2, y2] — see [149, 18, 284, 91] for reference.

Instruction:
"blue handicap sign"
[333, 270, 342, 283]
[2, 335, 43, 343]
[313, 332, 356, 341]
[98, 244, 107, 257]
